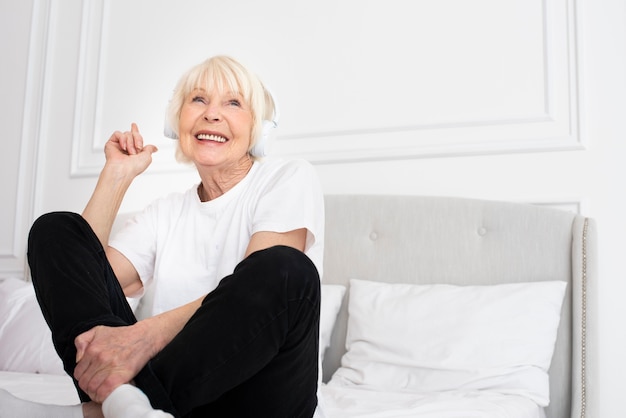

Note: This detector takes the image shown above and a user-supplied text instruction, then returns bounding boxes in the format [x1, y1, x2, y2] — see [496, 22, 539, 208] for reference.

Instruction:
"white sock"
[0, 388, 83, 418]
[101, 384, 173, 418]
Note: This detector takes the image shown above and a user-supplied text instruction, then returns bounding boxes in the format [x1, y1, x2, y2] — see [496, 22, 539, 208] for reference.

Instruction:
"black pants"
[27, 212, 320, 418]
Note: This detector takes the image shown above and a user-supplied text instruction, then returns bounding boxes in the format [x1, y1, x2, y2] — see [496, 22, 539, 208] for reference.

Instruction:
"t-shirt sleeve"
[109, 204, 158, 288]
[251, 159, 325, 253]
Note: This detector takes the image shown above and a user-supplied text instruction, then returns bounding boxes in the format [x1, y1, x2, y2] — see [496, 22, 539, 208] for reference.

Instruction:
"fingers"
[129, 123, 143, 154]
[74, 327, 99, 390]
[79, 358, 126, 402]
[74, 327, 126, 402]
[76, 353, 125, 402]
[143, 144, 159, 154]
[109, 123, 146, 155]
[75, 327, 96, 364]
[122, 123, 143, 155]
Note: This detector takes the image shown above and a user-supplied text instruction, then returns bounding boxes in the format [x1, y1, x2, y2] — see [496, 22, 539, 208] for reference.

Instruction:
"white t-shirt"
[110, 158, 325, 317]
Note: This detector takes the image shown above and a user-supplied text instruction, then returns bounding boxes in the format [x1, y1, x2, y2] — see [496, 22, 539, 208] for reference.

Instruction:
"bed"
[0, 195, 596, 417]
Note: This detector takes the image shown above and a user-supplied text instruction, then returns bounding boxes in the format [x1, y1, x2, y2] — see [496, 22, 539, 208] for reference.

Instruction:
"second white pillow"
[329, 279, 566, 406]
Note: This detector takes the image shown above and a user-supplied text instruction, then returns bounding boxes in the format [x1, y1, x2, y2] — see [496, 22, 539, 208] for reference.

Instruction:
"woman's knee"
[237, 246, 320, 298]
[28, 212, 83, 247]
[247, 246, 318, 280]
[27, 211, 101, 274]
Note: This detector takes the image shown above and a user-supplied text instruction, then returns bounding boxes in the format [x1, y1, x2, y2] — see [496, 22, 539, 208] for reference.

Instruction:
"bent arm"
[81, 124, 157, 294]
[82, 165, 135, 250]
[144, 228, 308, 351]
[245, 228, 307, 257]
[138, 228, 307, 354]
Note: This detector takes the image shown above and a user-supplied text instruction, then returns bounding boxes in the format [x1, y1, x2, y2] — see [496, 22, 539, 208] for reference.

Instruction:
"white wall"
[0, 0, 36, 277]
[2, 0, 624, 416]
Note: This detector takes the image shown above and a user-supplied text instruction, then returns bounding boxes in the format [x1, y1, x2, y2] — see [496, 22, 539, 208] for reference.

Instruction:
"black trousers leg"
[27, 212, 320, 418]
[150, 245, 321, 418]
[27, 212, 174, 413]
[28, 212, 135, 399]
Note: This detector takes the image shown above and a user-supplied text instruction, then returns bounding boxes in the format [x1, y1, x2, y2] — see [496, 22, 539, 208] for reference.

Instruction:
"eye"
[227, 99, 242, 107]
[191, 95, 207, 104]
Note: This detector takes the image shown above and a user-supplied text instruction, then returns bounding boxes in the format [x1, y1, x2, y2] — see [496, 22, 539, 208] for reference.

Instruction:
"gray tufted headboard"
[320, 195, 597, 418]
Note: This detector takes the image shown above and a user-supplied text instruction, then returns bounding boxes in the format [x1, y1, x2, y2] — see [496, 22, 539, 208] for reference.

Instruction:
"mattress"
[0, 371, 545, 418]
[319, 384, 547, 418]
[0, 371, 79, 406]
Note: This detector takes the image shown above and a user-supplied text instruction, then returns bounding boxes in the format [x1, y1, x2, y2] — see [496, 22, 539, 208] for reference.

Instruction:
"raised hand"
[104, 123, 158, 178]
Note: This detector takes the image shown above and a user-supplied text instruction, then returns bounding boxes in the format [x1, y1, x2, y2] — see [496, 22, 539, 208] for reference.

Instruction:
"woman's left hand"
[74, 322, 158, 403]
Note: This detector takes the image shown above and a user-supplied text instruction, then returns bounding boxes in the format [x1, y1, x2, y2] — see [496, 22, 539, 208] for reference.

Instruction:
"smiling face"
[168, 56, 272, 169]
[177, 87, 254, 170]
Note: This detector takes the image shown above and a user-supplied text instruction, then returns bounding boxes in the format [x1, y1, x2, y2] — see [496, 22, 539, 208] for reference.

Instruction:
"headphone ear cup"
[250, 119, 276, 157]
[164, 117, 179, 140]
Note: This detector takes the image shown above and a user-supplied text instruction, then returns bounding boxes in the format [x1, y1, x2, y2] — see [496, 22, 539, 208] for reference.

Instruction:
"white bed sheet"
[0, 371, 79, 406]
[0, 371, 546, 418]
[320, 384, 546, 418]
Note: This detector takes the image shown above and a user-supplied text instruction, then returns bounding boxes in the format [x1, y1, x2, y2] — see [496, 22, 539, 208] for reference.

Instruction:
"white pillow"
[0, 278, 65, 374]
[0, 279, 346, 378]
[329, 279, 566, 406]
[318, 284, 346, 388]
[320, 284, 346, 360]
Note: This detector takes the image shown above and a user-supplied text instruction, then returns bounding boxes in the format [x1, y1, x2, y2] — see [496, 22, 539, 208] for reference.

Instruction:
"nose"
[203, 103, 221, 122]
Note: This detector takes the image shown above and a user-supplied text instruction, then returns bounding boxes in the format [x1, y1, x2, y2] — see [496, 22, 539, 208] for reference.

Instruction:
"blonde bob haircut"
[165, 55, 275, 162]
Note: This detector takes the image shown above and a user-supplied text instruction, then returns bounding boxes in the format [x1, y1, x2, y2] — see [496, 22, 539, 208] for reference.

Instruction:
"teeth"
[197, 133, 227, 142]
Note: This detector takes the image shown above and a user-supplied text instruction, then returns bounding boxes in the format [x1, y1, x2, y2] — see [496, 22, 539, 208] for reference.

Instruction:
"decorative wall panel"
[0, 0, 48, 278]
[70, 0, 581, 172]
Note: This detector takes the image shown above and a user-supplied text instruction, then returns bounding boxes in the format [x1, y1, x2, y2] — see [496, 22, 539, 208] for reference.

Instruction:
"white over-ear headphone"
[164, 90, 280, 158]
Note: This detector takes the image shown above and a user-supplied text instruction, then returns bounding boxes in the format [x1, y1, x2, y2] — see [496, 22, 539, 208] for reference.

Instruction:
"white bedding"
[320, 384, 546, 418]
[0, 371, 545, 418]
[0, 371, 79, 406]
[0, 278, 553, 418]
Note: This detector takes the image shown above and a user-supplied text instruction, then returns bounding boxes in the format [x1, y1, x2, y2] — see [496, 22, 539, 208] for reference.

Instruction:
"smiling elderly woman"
[7, 56, 325, 418]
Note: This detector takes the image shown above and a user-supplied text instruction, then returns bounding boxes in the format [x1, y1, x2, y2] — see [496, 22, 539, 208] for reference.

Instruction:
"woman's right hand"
[104, 123, 158, 178]
[74, 323, 157, 403]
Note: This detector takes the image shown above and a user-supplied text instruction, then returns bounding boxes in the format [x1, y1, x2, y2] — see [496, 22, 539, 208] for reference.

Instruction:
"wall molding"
[70, 0, 105, 177]
[69, 0, 582, 173]
[532, 199, 581, 214]
[0, 0, 50, 278]
[273, 0, 582, 163]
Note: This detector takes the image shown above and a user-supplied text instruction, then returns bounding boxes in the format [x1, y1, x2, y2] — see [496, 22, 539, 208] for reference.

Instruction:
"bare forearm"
[138, 296, 205, 353]
[82, 124, 157, 247]
[74, 296, 204, 401]
[82, 164, 135, 247]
